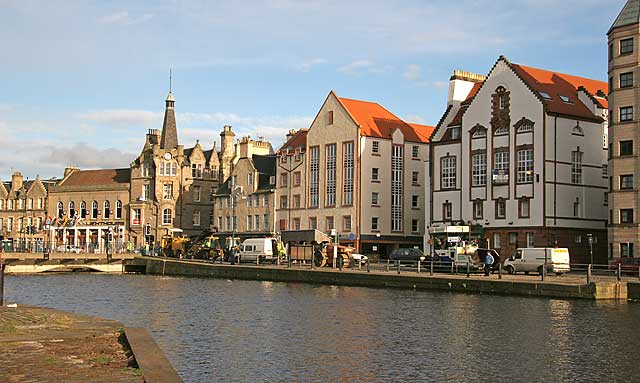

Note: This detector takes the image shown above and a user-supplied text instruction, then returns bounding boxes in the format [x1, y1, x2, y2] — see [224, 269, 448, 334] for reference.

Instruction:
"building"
[608, 0, 640, 260]
[275, 91, 433, 257]
[0, 172, 55, 251]
[426, 58, 609, 264]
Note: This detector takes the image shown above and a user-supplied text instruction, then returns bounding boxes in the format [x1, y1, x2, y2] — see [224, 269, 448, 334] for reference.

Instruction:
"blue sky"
[0, 0, 627, 179]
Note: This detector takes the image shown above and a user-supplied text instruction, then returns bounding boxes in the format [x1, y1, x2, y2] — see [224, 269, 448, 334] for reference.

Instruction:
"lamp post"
[230, 185, 243, 264]
[587, 233, 593, 266]
[376, 232, 381, 259]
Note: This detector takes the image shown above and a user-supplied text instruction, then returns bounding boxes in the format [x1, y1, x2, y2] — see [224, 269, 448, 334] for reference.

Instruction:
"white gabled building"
[426, 56, 609, 264]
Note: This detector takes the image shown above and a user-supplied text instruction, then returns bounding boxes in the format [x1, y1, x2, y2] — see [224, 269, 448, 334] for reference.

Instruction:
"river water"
[4, 273, 640, 382]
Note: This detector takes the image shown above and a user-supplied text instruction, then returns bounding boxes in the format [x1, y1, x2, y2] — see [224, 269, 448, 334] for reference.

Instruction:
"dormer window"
[450, 127, 461, 140]
[539, 91, 552, 100]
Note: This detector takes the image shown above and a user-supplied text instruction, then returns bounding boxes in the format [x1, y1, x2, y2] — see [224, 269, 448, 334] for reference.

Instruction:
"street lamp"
[230, 185, 244, 264]
[587, 233, 593, 266]
[376, 232, 381, 259]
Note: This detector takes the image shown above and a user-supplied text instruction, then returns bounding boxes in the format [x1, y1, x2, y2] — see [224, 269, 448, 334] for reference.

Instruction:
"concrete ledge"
[125, 327, 183, 383]
[127, 257, 627, 300]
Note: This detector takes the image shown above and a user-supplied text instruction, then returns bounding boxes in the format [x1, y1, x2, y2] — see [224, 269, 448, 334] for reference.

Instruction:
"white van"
[238, 238, 278, 263]
[503, 248, 571, 275]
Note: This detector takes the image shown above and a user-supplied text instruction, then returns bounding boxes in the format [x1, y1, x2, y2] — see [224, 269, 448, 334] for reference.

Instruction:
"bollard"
[587, 264, 592, 285]
[618, 263, 622, 282]
[397, 260, 400, 274]
[358, 260, 361, 271]
[466, 261, 470, 278]
[0, 260, 5, 306]
[417, 260, 421, 274]
[450, 261, 454, 274]
[339, 256, 343, 271]
[387, 259, 390, 272]
[499, 263, 502, 280]
[257, 256, 260, 266]
[367, 261, 370, 273]
[288, 257, 292, 268]
[430, 260, 434, 276]
[162, 260, 166, 277]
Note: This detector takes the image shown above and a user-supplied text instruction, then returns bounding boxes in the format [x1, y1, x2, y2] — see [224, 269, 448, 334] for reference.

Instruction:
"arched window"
[104, 201, 111, 219]
[162, 208, 172, 225]
[572, 125, 584, 136]
[115, 200, 122, 219]
[57, 202, 63, 219]
[69, 201, 75, 218]
[80, 201, 87, 218]
[92, 201, 98, 219]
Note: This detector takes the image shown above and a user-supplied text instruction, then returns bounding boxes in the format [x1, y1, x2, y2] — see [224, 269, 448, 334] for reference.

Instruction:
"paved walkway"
[0, 305, 143, 383]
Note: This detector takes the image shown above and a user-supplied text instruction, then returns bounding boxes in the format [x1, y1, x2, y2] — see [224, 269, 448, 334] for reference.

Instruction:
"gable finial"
[169, 68, 172, 93]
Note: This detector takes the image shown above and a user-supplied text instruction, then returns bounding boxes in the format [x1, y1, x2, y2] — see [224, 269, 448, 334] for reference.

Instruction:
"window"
[391, 145, 404, 232]
[539, 91, 552, 100]
[218, 216, 223, 230]
[450, 127, 461, 140]
[7, 218, 12, 232]
[473, 200, 483, 219]
[280, 196, 288, 209]
[603, 164, 608, 177]
[191, 164, 202, 179]
[68, 201, 75, 218]
[572, 125, 583, 135]
[225, 216, 231, 231]
[210, 211, 214, 225]
[193, 210, 200, 226]
[621, 38, 634, 54]
[609, 43, 613, 61]
[132, 208, 141, 225]
[57, 201, 63, 218]
[293, 218, 301, 230]
[293, 194, 301, 209]
[526, 233, 535, 248]
[443, 202, 452, 221]
[472, 153, 487, 186]
[441, 156, 456, 189]
[472, 127, 487, 138]
[610, 76, 614, 93]
[621, 243, 634, 258]
[162, 209, 172, 225]
[27, 198, 33, 209]
[571, 150, 583, 185]
[621, 72, 634, 88]
[264, 214, 269, 230]
[371, 217, 379, 231]
[194, 186, 201, 202]
[621, 174, 634, 190]
[620, 106, 633, 122]
[411, 219, 419, 233]
[372, 192, 379, 206]
[163, 183, 173, 200]
[604, 192, 609, 206]
[263, 194, 269, 207]
[309, 217, 318, 230]
[412, 171, 419, 186]
[494, 125, 509, 135]
[143, 161, 152, 177]
[493, 233, 501, 249]
[372, 141, 380, 154]
[412, 195, 419, 208]
[621, 209, 634, 224]
[343, 216, 351, 232]
[280, 173, 288, 187]
[247, 172, 253, 186]
[509, 232, 517, 245]
[92, 201, 98, 219]
[80, 201, 87, 219]
[210, 187, 215, 202]
[515, 118, 534, 133]
[294, 171, 301, 186]
[576, 235, 582, 244]
[517, 148, 533, 183]
[104, 201, 111, 219]
[412, 146, 419, 159]
[519, 199, 530, 218]
[38, 198, 43, 209]
[248, 194, 253, 207]
[143, 184, 151, 201]
[496, 199, 506, 219]
[247, 215, 253, 231]
[343, 142, 354, 206]
[493, 151, 509, 184]
[559, 95, 572, 104]
[372, 168, 380, 181]
[620, 140, 633, 156]
[327, 110, 334, 125]
[116, 200, 122, 219]
[310, 146, 320, 207]
[326, 144, 337, 206]
[326, 216, 334, 231]
[574, 198, 581, 217]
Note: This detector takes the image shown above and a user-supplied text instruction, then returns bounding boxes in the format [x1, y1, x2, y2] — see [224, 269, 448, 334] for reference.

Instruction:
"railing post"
[288, 257, 292, 268]
[499, 263, 502, 280]
[256, 256, 260, 266]
[358, 259, 361, 271]
[417, 260, 421, 274]
[466, 260, 470, 278]
[397, 260, 400, 274]
[366, 261, 370, 273]
[450, 261, 454, 274]
[386, 259, 390, 272]
[618, 263, 622, 282]
[430, 260, 434, 276]
[339, 256, 343, 271]
[587, 264, 592, 285]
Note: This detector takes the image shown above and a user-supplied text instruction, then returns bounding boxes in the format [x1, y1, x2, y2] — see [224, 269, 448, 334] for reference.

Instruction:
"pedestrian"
[484, 252, 494, 276]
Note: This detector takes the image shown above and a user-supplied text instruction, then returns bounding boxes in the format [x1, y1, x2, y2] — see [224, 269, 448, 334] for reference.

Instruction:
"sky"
[0, 0, 628, 180]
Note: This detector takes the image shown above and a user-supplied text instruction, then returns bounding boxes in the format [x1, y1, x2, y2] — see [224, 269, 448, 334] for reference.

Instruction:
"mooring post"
[466, 260, 470, 278]
[498, 263, 502, 280]
[397, 260, 400, 274]
[618, 263, 622, 282]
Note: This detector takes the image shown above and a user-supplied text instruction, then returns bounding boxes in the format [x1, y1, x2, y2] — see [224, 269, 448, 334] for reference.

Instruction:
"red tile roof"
[463, 82, 483, 104]
[61, 169, 131, 187]
[278, 129, 308, 153]
[510, 63, 608, 120]
[407, 123, 435, 142]
[338, 97, 432, 143]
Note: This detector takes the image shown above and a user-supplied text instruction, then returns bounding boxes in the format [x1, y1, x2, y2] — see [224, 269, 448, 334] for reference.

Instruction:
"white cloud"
[76, 109, 162, 125]
[338, 60, 391, 76]
[432, 81, 449, 89]
[294, 58, 328, 72]
[403, 64, 422, 81]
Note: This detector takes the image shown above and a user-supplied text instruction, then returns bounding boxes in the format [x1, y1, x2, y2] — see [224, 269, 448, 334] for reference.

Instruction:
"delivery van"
[238, 238, 279, 263]
[503, 248, 571, 275]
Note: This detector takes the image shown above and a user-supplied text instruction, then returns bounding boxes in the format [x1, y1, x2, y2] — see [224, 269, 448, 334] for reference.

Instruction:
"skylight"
[559, 95, 572, 103]
[539, 91, 552, 100]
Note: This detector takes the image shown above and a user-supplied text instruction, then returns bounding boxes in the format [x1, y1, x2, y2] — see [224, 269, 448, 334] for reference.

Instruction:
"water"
[4, 273, 640, 382]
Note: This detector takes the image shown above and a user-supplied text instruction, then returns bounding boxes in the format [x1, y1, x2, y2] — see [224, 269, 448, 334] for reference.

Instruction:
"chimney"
[448, 69, 486, 105]
[239, 136, 251, 158]
[286, 129, 296, 140]
[63, 166, 79, 178]
[11, 171, 23, 191]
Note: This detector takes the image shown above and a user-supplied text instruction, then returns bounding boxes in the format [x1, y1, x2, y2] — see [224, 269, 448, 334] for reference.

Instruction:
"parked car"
[390, 248, 426, 264]
[351, 253, 369, 265]
[609, 257, 640, 275]
[238, 238, 279, 263]
[503, 248, 571, 275]
[55, 245, 82, 254]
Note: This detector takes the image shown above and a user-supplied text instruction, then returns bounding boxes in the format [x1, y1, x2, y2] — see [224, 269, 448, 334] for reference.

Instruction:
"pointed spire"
[160, 70, 178, 149]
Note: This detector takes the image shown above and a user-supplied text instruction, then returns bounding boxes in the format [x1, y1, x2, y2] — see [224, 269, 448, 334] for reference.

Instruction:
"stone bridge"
[0, 252, 134, 273]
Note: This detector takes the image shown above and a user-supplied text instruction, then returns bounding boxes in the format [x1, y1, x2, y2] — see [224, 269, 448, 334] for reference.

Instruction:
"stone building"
[275, 91, 433, 257]
[608, 0, 640, 260]
[426, 58, 609, 264]
[0, 172, 55, 251]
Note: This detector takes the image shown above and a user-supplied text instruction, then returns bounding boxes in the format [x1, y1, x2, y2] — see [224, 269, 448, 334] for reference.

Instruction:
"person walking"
[484, 252, 494, 276]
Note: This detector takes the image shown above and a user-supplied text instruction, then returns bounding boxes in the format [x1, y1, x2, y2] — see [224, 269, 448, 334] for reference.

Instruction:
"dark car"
[390, 248, 427, 264]
[609, 257, 640, 276]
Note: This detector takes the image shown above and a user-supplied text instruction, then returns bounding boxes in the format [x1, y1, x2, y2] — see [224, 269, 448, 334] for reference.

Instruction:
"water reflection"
[5, 274, 640, 383]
